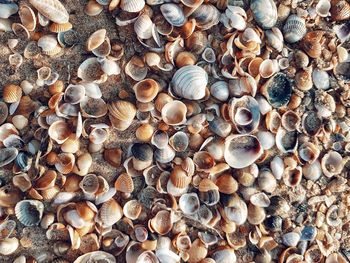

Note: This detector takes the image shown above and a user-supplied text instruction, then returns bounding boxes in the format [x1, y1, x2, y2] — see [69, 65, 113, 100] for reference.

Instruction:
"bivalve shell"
[120, 0, 145, 12]
[161, 3, 186, 27]
[283, 15, 307, 43]
[29, 0, 69, 24]
[15, 200, 44, 226]
[250, 0, 277, 29]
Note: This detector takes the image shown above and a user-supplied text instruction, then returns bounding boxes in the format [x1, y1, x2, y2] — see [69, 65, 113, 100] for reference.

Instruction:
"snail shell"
[171, 65, 208, 100]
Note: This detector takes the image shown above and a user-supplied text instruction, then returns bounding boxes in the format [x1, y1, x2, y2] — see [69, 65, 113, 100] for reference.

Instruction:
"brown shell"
[3, 84, 22, 103]
[170, 166, 191, 188]
[76, 201, 96, 221]
[35, 170, 57, 190]
[198, 178, 219, 192]
[330, 0, 350, 21]
[104, 148, 122, 167]
[114, 173, 134, 193]
[49, 22, 73, 33]
[215, 173, 238, 194]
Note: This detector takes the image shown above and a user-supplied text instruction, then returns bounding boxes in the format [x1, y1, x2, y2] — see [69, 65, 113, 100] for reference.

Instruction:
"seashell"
[326, 253, 347, 263]
[123, 199, 142, 220]
[120, 0, 145, 12]
[104, 148, 122, 167]
[283, 15, 307, 43]
[315, 90, 336, 118]
[13, 173, 32, 192]
[48, 120, 71, 144]
[208, 117, 232, 138]
[78, 57, 105, 82]
[80, 97, 108, 118]
[0, 3, 18, 19]
[136, 251, 158, 262]
[57, 29, 79, 48]
[63, 209, 87, 229]
[131, 143, 153, 171]
[194, 151, 215, 171]
[3, 84, 22, 103]
[133, 79, 160, 103]
[0, 185, 21, 208]
[171, 65, 208, 100]
[13, 152, 32, 173]
[276, 128, 298, 154]
[168, 165, 191, 191]
[136, 124, 154, 142]
[283, 166, 302, 187]
[175, 51, 196, 68]
[149, 210, 172, 235]
[250, 0, 277, 29]
[298, 142, 320, 164]
[18, 5, 36, 32]
[302, 111, 322, 136]
[210, 81, 229, 102]
[169, 131, 189, 152]
[125, 56, 148, 81]
[38, 35, 61, 56]
[250, 192, 270, 207]
[49, 22, 73, 33]
[191, 4, 220, 30]
[0, 101, 8, 125]
[281, 110, 300, 132]
[259, 59, 279, 79]
[212, 247, 236, 263]
[0, 237, 19, 255]
[0, 147, 18, 168]
[161, 3, 186, 27]
[247, 203, 266, 225]
[224, 134, 263, 169]
[179, 193, 200, 215]
[228, 95, 260, 134]
[87, 29, 106, 51]
[312, 69, 330, 90]
[202, 47, 216, 63]
[316, 0, 331, 17]
[303, 160, 322, 181]
[29, 0, 69, 24]
[41, 213, 55, 229]
[55, 153, 75, 174]
[73, 251, 116, 263]
[187, 239, 208, 263]
[0, 220, 16, 240]
[151, 130, 169, 149]
[223, 195, 247, 225]
[185, 31, 208, 54]
[85, 0, 103, 16]
[215, 173, 238, 194]
[161, 100, 187, 126]
[15, 200, 44, 226]
[134, 14, 153, 39]
[64, 84, 85, 104]
[0, 18, 12, 32]
[79, 173, 99, 195]
[115, 173, 134, 193]
[100, 199, 123, 227]
[198, 179, 220, 206]
[330, 0, 350, 21]
[261, 73, 292, 108]
[282, 232, 300, 247]
[295, 67, 313, 91]
[256, 131, 275, 150]
[265, 27, 284, 52]
[72, 152, 92, 176]
[8, 53, 23, 69]
[264, 215, 282, 232]
[35, 170, 57, 190]
[294, 50, 309, 69]
[61, 134, 80, 153]
[321, 151, 343, 178]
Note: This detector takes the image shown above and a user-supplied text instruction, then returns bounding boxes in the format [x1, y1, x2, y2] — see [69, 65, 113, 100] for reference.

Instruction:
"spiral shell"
[29, 0, 69, 24]
[171, 65, 208, 100]
[283, 15, 306, 43]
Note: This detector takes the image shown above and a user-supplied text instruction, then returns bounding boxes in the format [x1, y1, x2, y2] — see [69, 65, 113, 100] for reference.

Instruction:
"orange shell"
[3, 84, 22, 103]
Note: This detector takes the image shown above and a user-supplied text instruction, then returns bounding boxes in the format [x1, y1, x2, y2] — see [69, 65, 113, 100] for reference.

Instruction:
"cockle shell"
[283, 15, 306, 43]
[3, 84, 22, 103]
[15, 200, 44, 226]
[312, 69, 330, 90]
[330, 0, 350, 21]
[276, 128, 298, 153]
[100, 199, 123, 227]
[38, 35, 61, 55]
[224, 134, 263, 169]
[161, 100, 187, 126]
[123, 200, 142, 220]
[48, 120, 72, 144]
[161, 3, 186, 27]
[265, 27, 284, 52]
[120, 0, 145, 13]
[29, 0, 69, 24]
[303, 160, 322, 181]
[78, 57, 105, 82]
[133, 79, 160, 103]
[134, 14, 153, 39]
[73, 251, 116, 263]
[0, 220, 16, 240]
[149, 210, 173, 235]
[108, 100, 136, 130]
[250, 0, 277, 29]
[316, 0, 331, 17]
[210, 81, 229, 101]
[87, 29, 106, 51]
[55, 153, 75, 174]
[221, 5, 247, 31]
[171, 65, 208, 100]
[191, 4, 220, 30]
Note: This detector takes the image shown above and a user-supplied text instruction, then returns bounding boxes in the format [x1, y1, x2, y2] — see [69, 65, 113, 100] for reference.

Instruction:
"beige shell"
[133, 79, 160, 103]
[55, 153, 75, 174]
[72, 152, 92, 176]
[29, 0, 69, 24]
[149, 210, 172, 235]
[87, 29, 106, 51]
[85, 0, 103, 16]
[161, 100, 187, 126]
[35, 170, 57, 190]
[321, 151, 343, 177]
[0, 237, 19, 255]
[19, 5, 36, 31]
[123, 199, 142, 220]
[3, 84, 22, 103]
[13, 173, 32, 192]
[100, 199, 123, 227]
[108, 100, 136, 131]
[114, 173, 134, 193]
[48, 120, 72, 144]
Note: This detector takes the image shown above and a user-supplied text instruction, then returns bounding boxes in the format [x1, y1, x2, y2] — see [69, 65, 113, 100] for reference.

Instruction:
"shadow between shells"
[0, 0, 350, 262]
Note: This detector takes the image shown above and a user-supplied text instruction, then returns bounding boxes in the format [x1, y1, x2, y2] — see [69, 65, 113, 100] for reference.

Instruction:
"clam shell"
[223, 196, 247, 225]
[115, 173, 134, 193]
[316, 0, 331, 17]
[49, 22, 73, 33]
[283, 15, 306, 43]
[0, 237, 19, 256]
[224, 134, 263, 169]
[73, 251, 116, 263]
[0, 18, 12, 32]
[161, 3, 186, 27]
[72, 152, 92, 176]
[29, 0, 69, 24]
[0, 147, 18, 167]
[161, 100, 187, 126]
[155, 145, 175, 163]
[303, 160, 322, 181]
[0, 3, 18, 19]
[261, 73, 292, 108]
[87, 29, 106, 51]
[210, 81, 229, 102]
[169, 131, 189, 152]
[179, 193, 200, 215]
[35, 170, 57, 190]
[171, 65, 208, 100]
[78, 57, 105, 82]
[330, 0, 350, 21]
[120, 0, 145, 12]
[100, 199, 123, 227]
[151, 130, 169, 149]
[13, 173, 32, 192]
[15, 200, 44, 226]
[123, 199, 142, 220]
[38, 34, 58, 53]
[18, 5, 36, 31]
[250, 0, 277, 29]
[134, 14, 153, 39]
[321, 151, 343, 178]
[312, 69, 330, 90]
[283, 166, 302, 187]
[80, 97, 108, 118]
[191, 4, 220, 30]
[276, 128, 298, 153]
[55, 153, 75, 174]
[133, 79, 160, 103]
[0, 220, 16, 240]
[85, 0, 103, 16]
[3, 84, 22, 103]
[48, 120, 72, 144]
[149, 210, 172, 235]
[125, 56, 148, 81]
[108, 100, 136, 130]
[0, 101, 8, 125]
[208, 117, 232, 138]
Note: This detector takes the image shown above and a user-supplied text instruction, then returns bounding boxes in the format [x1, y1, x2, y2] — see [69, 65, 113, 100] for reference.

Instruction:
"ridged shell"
[134, 14, 153, 39]
[100, 199, 123, 226]
[49, 22, 73, 33]
[114, 173, 134, 193]
[108, 100, 136, 130]
[330, 0, 350, 21]
[3, 84, 22, 103]
[191, 4, 220, 30]
[171, 65, 208, 100]
[19, 5, 36, 31]
[283, 15, 306, 43]
[250, 0, 277, 29]
[73, 251, 116, 263]
[120, 0, 145, 12]
[29, 0, 69, 24]
[161, 3, 186, 27]
[15, 200, 44, 226]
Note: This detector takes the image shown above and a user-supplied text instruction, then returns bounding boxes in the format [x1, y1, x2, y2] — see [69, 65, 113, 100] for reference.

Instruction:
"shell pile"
[0, 0, 350, 262]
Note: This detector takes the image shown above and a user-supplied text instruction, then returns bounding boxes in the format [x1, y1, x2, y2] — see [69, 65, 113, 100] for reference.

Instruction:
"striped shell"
[3, 84, 22, 103]
[114, 173, 134, 193]
[171, 65, 208, 100]
[191, 4, 220, 30]
[15, 200, 44, 226]
[250, 0, 277, 29]
[29, 0, 69, 24]
[330, 0, 350, 21]
[108, 100, 136, 131]
[120, 0, 145, 13]
[283, 15, 306, 43]
[100, 199, 123, 226]
[161, 3, 186, 27]
[134, 14, 153, 39]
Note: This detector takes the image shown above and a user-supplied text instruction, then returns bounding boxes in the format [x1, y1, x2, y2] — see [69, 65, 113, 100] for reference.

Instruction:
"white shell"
[29, 0, 69, 24]
[316, 0, 331, 17]
[100, 59, 121, 76]
[38, 35, 58, 52]
[312, 69, 330, 90]
[160, 3, 186, 27]
[210, 81, 229, 101]
[283, 15, 306, 43]
[0, 4, 18, 19]
[224, 197, 247, 225]
[0, 18, 12, 32]
[120, 0, 145, 12]
[303, 160, 322, 181]
[171, 65, 208, 100]
[161, 100, 187, 126]
[257, 131, 275, 150]
[270, 156, 284, 180]
[134, 14, 153, 39]
[0, 237, 19, 255]
[73, 251, 116, 263]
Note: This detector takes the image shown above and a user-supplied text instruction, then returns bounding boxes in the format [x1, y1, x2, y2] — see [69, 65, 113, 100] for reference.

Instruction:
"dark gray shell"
[0, 147, 18, 167]
[250, 0, 277, 29]
[264, 73, 292, 108]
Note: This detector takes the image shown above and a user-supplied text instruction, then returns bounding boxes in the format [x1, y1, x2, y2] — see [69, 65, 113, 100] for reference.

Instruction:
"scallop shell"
[29, 0, 69, 24]
[250, 0, 277, 29]
[18, 5, 36, 31]
[15, 200, 44, 226]
[3, 84, 22, 103]
[161, 3, 186, 27]
[283, 15, 306, 43]
[133, 79, 160, 103]
[120, 0, 145, 12]
[171, 65, 208, 100]
[100, 199, 123, 227]
[224, 134, 263, 169]
[161, 100, 187, 126]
